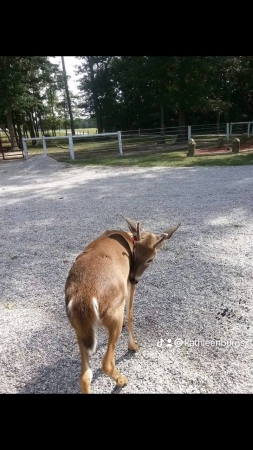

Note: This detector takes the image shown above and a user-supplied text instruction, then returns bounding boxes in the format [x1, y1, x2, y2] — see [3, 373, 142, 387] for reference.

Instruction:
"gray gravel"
[1, 155, 253, 394]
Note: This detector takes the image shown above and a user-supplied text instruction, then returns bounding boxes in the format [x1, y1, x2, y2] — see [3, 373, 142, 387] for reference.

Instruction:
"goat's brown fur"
[65, 216, 180, 393]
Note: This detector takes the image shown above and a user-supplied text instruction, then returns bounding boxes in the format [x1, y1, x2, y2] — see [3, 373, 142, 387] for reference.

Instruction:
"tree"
[0, 56, 63, 148]
[61, 56, 75, 135]
[2, 56, 253, 150]
[77, 56, 116, 132]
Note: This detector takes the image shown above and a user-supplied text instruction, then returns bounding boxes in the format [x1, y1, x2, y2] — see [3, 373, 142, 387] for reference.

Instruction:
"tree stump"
[187, 139, 196, 156]
[232, 138, 240, 153]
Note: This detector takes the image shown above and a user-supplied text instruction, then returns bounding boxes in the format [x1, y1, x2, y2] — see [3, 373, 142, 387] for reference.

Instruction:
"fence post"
[226, 123, 230, 141]
[118, 131, 123, 156]
[247, 122, 250, 138]
[42, 136, 47, 155]
[22, 138, 28, 160]
[188, 125, 191, 140]
[68, 135, 75, 161]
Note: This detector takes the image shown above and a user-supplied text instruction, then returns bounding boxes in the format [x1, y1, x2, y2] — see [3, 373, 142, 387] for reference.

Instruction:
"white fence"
[120, 121, 253, 152]
[21, 121, 253, 160]
[190, 122, 253, 141]
[22, 132, 122, 160]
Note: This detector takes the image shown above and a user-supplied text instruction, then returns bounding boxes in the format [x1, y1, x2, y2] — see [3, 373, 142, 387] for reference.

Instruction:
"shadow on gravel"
[18, 347, 137, 394]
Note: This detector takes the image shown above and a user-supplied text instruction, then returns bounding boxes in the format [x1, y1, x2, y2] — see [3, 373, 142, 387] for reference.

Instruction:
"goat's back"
[65, 231, 133, 311]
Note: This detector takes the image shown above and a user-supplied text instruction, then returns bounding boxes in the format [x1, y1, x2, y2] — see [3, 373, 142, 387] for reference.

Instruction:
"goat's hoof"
[116, 374, 128, 387]
[128, 342, 139, 352]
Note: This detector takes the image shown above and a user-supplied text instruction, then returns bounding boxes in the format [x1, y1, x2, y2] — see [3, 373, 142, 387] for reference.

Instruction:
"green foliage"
[0, 57, 59, 114]
[76, 56, 253, 131]
[2, 56, 253, 143]
[41, 115, 63, 132]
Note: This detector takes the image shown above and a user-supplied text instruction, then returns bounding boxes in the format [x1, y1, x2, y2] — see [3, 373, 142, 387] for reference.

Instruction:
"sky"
[49, 57, 81, 94]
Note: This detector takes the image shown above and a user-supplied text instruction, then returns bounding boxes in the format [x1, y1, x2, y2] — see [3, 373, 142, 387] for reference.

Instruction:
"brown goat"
[65, 216, 180, 393]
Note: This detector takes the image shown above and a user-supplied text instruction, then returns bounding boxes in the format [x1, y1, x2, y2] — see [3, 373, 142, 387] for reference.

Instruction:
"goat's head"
[121, 215, 181, 284]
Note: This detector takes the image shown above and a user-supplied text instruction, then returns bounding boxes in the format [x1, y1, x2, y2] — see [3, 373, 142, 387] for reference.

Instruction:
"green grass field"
[24, 128, 98, 138]
[53, 128, 98, 136]
[0, 128, 98, 142]
[26, 143, 253, 168]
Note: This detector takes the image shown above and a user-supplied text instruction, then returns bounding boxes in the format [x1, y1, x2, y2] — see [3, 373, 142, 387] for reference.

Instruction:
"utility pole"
[61, 56, 75, 135]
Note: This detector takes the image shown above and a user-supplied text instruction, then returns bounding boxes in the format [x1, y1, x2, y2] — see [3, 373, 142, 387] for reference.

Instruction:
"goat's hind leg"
[102, 303, 128, 388]
[126, 283, 139, 351]
[76, 337, 92, 393]
[75, 326, 96, 394]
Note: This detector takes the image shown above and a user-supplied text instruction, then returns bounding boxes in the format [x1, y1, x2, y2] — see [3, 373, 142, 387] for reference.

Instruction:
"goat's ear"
[154, 223, 181, 250]
[154, 233, 168, 249]
[136, 221, 141, 241]
[163, 223, 181, 239]
[121, 215, 142, 240]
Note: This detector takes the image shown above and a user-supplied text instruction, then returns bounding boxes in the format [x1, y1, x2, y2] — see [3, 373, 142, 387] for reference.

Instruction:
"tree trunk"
[50, 89, 54, 117]
[61, 56, 75, 136]
[159, 104, 166, 144]
[49, 89, 56, 136]
[217, 111, 220, 134]
[31, 112, 39, 138]
[22, 124, 28, 138]
[176, 107, 187, 143]
[88, 56, 103, 133]
[33, 111, 39, 137]
[28, 113, 37, 147]
[226, 82, 231, 123]
[17, 122, 23, 150]
[38, 112, 44, 135]
[13, 118, 19, 147]
[98, 104, 103, 132]
[6, 110, 19, 150]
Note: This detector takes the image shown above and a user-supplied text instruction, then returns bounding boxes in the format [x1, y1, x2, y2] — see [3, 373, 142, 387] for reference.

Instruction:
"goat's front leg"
[126, 282, 139, 351]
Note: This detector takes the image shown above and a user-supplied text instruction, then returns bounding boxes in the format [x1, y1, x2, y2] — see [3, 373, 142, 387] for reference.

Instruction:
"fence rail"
[22, 132, 121, 160]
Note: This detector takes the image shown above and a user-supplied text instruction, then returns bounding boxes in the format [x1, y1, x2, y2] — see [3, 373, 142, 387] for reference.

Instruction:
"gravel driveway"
[1, 155, 252, 394]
